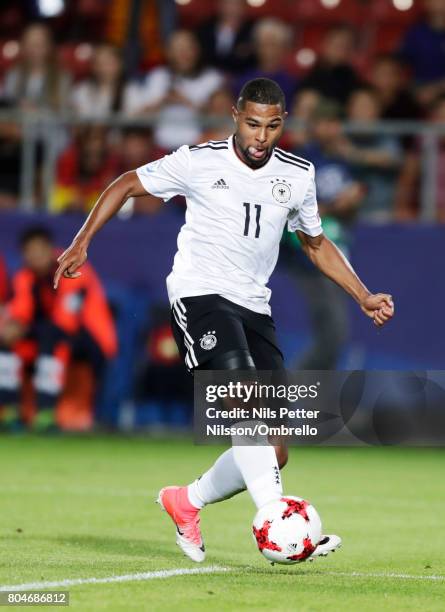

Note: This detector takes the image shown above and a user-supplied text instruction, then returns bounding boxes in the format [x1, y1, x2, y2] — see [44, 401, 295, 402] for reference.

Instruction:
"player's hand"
[360, 293, 394, 327]
[53, 242, 88, 289]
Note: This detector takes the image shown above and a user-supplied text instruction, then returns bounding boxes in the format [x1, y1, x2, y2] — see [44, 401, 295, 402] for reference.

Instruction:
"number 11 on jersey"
[243, 202, 262, 238]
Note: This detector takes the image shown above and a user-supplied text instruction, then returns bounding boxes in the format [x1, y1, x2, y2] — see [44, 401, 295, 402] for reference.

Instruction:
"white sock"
[231, 443, 282, 509]
[187, 448, 246, 509]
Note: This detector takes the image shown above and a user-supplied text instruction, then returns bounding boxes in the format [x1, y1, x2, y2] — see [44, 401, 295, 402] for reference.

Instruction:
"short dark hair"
[237, 78, 286, 112]
[121, 126, 153, 140]
[19, 226, 53, 248]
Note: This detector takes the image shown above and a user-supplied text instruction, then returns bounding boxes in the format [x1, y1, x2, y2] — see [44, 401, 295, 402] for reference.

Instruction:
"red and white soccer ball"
[252, 496, 322, 564]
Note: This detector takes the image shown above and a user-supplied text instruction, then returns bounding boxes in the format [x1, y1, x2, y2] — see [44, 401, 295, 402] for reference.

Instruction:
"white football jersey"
[136, 135, 322, 315]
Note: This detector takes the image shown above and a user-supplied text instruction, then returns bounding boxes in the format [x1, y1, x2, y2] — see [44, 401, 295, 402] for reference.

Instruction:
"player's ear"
[232, 105, 239, 124]
[282, 111, 288, 120]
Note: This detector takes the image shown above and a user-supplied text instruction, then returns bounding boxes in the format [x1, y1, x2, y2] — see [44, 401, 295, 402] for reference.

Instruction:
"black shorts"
[171, 294, 284, 372]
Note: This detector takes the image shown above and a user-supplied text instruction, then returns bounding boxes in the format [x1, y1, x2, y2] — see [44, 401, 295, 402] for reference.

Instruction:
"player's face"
[233, 101, 287, 168]
[23, 238, 54, 276]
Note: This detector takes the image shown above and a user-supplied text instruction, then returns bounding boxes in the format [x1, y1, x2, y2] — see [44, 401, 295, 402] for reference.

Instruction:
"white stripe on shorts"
[176, 299, 186, 314]
[173, 302, 186, 324]
[173, 300, 198, 368]
[172, 309, 192, 350]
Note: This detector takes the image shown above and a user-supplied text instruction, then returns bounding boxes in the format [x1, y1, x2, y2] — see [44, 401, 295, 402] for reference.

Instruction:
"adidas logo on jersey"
[212, 179, 229, 189]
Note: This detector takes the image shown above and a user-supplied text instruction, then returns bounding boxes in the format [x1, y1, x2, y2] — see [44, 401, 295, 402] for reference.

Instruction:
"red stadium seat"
[244, 0, 289, 21]
[366, 0, 421, 24]
[292, 0, 365, 26]
[177, 0, 291, 28]
[370, 23, 410, 54]
[177, 0, 215, 28]
[297, 24, 331, 52]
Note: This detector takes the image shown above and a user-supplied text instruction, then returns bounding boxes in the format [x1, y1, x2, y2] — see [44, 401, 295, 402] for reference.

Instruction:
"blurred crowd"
[1, 0, 444, 430]
[0, 0, 444, 221]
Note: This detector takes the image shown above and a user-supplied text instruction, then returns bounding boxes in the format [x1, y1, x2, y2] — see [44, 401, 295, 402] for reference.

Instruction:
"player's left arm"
[296, 231, 394, 327]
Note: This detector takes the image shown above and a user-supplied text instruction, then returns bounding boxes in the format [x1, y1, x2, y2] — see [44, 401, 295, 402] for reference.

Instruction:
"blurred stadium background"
[0, 0, 443, 432]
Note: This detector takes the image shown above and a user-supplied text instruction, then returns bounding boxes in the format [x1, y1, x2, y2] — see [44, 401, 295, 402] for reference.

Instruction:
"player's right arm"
[54, 145, 190, 289]
[53, 171, 150, 289]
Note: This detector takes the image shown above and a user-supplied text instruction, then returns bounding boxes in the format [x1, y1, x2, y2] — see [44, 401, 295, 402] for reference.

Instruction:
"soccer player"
[54, 78, 394, 562]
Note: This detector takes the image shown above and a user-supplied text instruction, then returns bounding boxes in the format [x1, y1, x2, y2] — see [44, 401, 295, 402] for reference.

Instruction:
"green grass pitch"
[1, 436, 444, 611]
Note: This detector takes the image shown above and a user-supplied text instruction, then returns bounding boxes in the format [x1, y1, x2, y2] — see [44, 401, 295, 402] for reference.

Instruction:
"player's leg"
[159, 345, 284, 561]
[178, 298, 285, 510]
[158, 297, 284, 561]
[244, 319, 342, 560]
[186, 348, 252, 512]
[158, 297, 250, 560]
[244, 316, 289, 471]
[188, 346, 285, 511]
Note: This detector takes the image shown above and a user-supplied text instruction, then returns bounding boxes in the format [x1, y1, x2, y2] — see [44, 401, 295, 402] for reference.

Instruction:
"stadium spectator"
[197, 0, 254, 74]
[116, 127, 164, 173]
[287, 88, 321, 150]
[370, 54, 421, 122]
[235, 18, 296, 108]
[201, 88, 235, 143]
[395, 95, 445, 222]
[115, 127, 165, 215]
[399, 0, 445, 106]
[0, 23, 72, 206]
[299, 25, 362, 106]
[282, 100, 364, 369]
[51, 125, 119, 214]
[0, 226, 117, 431]
[1, 23, 71, 111]
[134, 30, 224, 150]
[301, 100, 364, 222]
[71, 44, 134, 118]
[341, 88, 402, 222]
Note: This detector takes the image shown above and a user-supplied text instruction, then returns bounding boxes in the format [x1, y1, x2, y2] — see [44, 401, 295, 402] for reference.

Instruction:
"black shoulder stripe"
[274, 153, 310, 171]
[275, 148, 311, 167]
[276, 147, 311, 166]
[190, 141, 228, 150]
[189, 144, 228, 152]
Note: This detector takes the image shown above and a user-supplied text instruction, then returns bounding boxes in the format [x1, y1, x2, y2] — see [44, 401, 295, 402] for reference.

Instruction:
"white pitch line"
[322, 571, 445, 582]
[2, 567, 443, 591]
[0, 566, 230, 592]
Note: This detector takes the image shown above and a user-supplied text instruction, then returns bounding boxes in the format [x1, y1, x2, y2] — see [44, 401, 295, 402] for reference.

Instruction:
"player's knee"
[274, 444, 288, 469]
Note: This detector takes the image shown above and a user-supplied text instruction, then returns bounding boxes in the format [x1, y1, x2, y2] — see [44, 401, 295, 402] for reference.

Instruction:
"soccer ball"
[252, 496, 322, 564]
